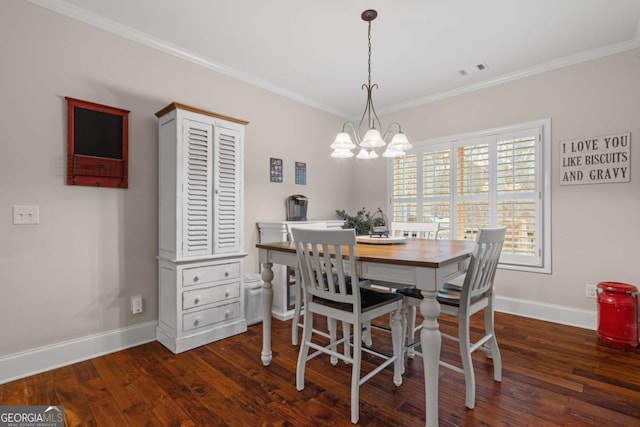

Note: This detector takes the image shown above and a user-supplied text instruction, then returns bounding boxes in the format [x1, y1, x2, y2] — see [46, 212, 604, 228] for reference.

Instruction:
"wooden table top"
[256, 238, 475, 268]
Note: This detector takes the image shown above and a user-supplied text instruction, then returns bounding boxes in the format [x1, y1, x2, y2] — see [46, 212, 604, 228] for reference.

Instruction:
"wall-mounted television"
[66, 97, 130, 188]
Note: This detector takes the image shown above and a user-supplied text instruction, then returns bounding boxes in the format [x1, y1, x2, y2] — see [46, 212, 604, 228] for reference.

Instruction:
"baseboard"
[0, 298, 597, 384]
[0, 321, 157, 385]
[496, 296, 597, 330]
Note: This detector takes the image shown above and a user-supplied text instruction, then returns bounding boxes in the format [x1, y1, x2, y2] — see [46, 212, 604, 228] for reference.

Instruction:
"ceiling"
[31, 0, 640, 119]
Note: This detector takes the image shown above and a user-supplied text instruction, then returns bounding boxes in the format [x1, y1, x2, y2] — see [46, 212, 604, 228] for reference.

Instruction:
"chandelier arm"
[367, 84, 383, 130]
[342, 122, 360, 144]
[357, 84, 370, 137]
[357, 83, 384, 136]
[382, 122, 403, 140]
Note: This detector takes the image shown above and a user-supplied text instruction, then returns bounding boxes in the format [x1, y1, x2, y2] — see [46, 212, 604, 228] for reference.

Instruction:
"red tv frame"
[66, 97, 130, 188]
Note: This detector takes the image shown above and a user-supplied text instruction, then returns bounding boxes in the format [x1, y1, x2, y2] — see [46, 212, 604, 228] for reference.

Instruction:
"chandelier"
[331, 9, 412, 159]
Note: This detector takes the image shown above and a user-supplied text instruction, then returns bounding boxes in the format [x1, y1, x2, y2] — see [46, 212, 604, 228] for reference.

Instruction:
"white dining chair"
[287, 222, 329, 345]
[397, 226, 506, 409]
[392, 222, 439, 351]
[365, 222, 440, 349]
[292, 228, 404, 424]
[390, 221, 440, 239]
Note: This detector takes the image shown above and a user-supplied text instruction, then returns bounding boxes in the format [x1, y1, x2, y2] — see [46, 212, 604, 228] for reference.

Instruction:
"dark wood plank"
[54, 377, 98, 427]
[1, 312, 639, 426]
[89, 353, 163, 426]
[25, 372, 57, 405]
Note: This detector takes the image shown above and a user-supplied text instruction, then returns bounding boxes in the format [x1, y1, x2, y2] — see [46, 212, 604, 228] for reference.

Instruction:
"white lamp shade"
[331, 148, 354, 158]
[382, 144, 406, 158]
[356, 148, 378, 159]
[390, 132, 412, 150]
[331, 132, 356, 150]
[359, 128, 385, 148]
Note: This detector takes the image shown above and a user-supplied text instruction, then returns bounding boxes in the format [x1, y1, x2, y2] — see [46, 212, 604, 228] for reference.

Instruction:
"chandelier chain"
[367, 21, 372, 87]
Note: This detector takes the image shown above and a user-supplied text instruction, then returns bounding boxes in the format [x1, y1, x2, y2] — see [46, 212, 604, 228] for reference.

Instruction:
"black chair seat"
[314, 273, 402, 312]
[313, 286, 403, 312]
[396, 283, 483, 307]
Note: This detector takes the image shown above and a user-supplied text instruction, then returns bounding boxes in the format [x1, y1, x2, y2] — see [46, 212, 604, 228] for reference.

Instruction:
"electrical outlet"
[131, 295, 143, 314]
[585, 284, 597, 299]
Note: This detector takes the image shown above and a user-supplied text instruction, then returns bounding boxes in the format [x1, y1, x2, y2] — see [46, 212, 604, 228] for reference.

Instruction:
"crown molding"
[27, 0, 640, 121]
[379, 36, 640, 116]
[26, 0, 351, 119]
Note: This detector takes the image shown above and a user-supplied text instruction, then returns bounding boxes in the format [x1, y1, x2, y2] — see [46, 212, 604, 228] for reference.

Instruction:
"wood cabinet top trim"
[155, 102, 249, 125]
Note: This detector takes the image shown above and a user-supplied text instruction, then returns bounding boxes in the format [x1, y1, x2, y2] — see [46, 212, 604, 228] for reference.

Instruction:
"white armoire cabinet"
[155, 102, 248, 353]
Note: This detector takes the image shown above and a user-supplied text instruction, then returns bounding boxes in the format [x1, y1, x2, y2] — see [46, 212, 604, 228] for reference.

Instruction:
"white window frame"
[387, 119, 552, 274]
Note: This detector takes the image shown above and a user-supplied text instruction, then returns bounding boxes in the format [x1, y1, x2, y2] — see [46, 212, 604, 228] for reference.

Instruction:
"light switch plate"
[13, 206, 39, 225]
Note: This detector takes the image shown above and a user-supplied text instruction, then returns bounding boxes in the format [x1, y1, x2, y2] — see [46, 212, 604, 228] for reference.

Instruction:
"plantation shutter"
[213, 125, 242, 253]
[454, 141, 489, 241]
[182, 119, 213, 257]
[392, 154, 418, 222]
[422, 149, 451, 238]
[495, 129, 540, 265]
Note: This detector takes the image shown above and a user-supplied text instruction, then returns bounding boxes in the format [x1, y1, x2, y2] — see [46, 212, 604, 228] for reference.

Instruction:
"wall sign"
[270, 157, 283, 183]
[295, 161, 306, 185]
[559, 132, 630, 185]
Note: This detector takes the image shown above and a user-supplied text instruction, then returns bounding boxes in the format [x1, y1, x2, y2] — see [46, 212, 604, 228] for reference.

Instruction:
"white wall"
[0, 1, 350, 359]
[356, 48, 640, 318]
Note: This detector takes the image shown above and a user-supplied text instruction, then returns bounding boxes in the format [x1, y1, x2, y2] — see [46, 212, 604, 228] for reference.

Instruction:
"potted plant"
[335, 207, 387, 236]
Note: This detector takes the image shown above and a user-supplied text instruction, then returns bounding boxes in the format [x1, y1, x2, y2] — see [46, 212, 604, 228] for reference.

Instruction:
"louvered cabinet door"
[181, 119, 213, 258]
[213, 125, 242, 254]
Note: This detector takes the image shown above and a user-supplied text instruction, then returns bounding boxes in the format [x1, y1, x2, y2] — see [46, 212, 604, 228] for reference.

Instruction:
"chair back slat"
[292, 228, 358, 308]
[463, 227, 506, 300]
[391, 222, 440, 239]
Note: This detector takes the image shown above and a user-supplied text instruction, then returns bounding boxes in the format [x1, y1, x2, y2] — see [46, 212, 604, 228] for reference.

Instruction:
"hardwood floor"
[1, 312, 639, 426]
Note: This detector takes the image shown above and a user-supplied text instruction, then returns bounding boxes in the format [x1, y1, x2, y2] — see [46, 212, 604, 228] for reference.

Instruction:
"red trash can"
[596, 282, 638, 347]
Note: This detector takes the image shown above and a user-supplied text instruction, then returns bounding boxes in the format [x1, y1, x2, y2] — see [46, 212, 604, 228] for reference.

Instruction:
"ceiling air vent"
[458, 61, 489, 76]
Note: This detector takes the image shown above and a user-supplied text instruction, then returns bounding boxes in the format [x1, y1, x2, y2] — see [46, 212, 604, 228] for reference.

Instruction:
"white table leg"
[391, 309, 404, 386]
[420, 289, 441, 427]
[261, 262, 274, 366]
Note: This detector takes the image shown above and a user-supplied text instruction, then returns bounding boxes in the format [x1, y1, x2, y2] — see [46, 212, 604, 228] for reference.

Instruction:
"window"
[389, 119, 551, 272]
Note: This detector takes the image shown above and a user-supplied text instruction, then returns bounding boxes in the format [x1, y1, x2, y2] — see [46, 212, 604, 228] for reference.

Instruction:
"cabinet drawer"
[182, 281, 240, 310]
[183, 262, 240, 287]
[183, 302, 241, 331]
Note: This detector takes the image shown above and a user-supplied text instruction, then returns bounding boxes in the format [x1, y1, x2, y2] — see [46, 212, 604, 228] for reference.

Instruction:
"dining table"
[256, 237, 475, 427]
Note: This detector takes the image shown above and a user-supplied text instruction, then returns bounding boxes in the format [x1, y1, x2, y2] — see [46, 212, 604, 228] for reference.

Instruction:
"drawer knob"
[194, 297, 201, 304]
[194, 318, 200, 326]
[225, 311, 231, 319]
[193, 275, 200, 282]
[224, 290, 230, 298]
[224, 271, 229, 277]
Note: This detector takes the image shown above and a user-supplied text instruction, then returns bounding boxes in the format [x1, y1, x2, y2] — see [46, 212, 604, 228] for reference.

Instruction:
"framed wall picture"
[270, 157, 283, 183]
[295, 161, 306, 185]
[65, 97, 130, 188]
